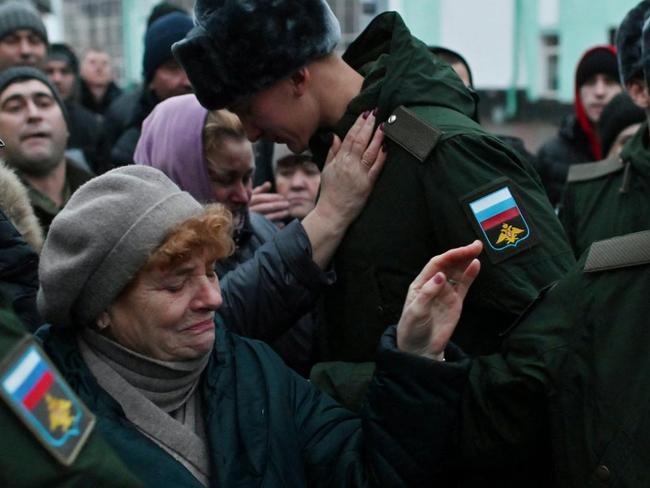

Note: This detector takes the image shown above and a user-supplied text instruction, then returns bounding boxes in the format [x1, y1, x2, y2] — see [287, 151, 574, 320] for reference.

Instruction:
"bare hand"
[397, 241, 483, 360]
[249, 182, 290, 223]
[314, 110, 387, 226]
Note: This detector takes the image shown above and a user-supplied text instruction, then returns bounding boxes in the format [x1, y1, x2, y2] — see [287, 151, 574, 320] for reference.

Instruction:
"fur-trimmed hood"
[0, 160, 44, 252]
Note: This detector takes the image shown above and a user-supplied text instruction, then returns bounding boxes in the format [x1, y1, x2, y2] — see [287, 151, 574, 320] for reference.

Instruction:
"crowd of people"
[1, 0, 650, 486]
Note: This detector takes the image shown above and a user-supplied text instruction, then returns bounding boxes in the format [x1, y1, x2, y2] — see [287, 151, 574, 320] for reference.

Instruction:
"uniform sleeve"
[439, 268, 580, 469]
[293, 327, 471, 487]
[217, 220, 335, 341]
[419, 133, 574, 326]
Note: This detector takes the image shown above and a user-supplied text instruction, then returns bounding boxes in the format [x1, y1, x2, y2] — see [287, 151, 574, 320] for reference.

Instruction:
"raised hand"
[314, 110, 387, 226]
[249, 181, 290, 225]
[397, 241, 483, 360]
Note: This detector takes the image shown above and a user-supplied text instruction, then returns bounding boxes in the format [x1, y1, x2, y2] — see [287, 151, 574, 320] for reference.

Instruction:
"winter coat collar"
[619, 120, 650, 176]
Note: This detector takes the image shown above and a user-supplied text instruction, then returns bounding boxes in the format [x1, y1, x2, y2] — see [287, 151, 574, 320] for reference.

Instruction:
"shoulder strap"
[383, 105, 442, 162]
[567, 157, 624, 183]
[584, 230, 650, 272]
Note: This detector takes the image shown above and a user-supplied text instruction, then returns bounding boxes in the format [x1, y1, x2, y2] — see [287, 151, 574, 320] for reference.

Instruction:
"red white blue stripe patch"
[0, 339, 95, 465]
[463, 182, 536, 263]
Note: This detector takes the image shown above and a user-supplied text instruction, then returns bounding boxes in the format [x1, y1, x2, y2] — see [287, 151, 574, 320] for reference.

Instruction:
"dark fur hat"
[172, 0, 341, 110]
[616, 0, 650, 85]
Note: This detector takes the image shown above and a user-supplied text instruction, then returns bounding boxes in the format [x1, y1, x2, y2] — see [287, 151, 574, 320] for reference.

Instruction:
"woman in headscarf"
[134, 94, 328, 376]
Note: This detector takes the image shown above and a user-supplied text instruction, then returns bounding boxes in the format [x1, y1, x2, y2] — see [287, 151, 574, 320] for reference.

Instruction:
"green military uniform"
[0, 304, 141, 487]
[560, 121, 650, 257]
[436, 230, 650, 486]
[310, 13, 574, 397]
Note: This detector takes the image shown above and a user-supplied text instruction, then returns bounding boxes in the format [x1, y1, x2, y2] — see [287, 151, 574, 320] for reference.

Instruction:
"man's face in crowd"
[0, 29, 46, 71]
[229, 75, 319, 153]
[44, 59, 75, 101]
[275, 159, 321, 219]
[80, 50, 112, 86]
[580, 73, 622, 123]
[204, 135, 255, 225]
[149, 58, 192, 101]
[0, 79, 68, 176]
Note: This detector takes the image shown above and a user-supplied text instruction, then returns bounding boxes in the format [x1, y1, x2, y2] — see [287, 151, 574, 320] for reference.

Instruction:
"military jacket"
[310, 12, 574, 362]
[440, 231, 650, 487]
[0, 305, 141, 487]
[560, 122, 650, 257]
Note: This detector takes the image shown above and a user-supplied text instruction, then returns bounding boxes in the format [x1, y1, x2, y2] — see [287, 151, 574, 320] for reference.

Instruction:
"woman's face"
[205, 136, 255, 226]
[102, 250, 222, 361]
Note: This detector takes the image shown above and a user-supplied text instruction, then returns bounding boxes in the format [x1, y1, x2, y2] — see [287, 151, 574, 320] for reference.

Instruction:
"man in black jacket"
[103, 12, 193, 167]
[536, 45, 621, 207]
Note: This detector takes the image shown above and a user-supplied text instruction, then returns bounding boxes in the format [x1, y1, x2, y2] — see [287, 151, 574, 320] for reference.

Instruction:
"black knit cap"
[616, 0, 650, 84]
[575, 47, 619, 88]
[429, 46, 474, 88]
[142, 12, 193, 84]
[0, 66, 67, 121]
[598, 92, 645, 156]
[0, 1, 48, 44]
[46, 43, 79, 75]
[172, 0, 341, 110]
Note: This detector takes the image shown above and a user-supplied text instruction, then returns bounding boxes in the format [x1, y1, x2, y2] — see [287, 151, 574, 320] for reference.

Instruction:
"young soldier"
[173, 0, 574, 423]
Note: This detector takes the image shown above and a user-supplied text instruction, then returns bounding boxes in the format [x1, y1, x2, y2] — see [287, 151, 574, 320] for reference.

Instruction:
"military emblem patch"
[0, 338, 95, 466]
[463, 181, 537, 263]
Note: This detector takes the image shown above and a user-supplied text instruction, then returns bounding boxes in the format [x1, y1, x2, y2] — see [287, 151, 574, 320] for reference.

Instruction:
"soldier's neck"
[312, 56, 364, 127]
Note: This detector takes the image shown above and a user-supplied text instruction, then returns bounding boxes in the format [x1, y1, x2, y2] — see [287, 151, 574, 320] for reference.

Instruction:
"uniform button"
[387, 114, 397, 124]
[594, 465, 610, 482]
[377, 305, 384, 314]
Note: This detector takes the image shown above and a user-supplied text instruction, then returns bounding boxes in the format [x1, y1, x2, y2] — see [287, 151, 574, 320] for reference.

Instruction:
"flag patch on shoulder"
[463, 182, 537, 263]
[0, 338, 95, 466]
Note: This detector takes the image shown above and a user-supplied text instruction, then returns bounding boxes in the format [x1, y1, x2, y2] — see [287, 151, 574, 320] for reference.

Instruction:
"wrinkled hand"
[249, 182, 290, 224]
[397, 241, 483, 360]
[314, 110, 387, 226]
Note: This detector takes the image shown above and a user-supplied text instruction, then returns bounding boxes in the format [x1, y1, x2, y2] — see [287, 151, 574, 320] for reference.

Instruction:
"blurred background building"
[20, 0, 642, 150]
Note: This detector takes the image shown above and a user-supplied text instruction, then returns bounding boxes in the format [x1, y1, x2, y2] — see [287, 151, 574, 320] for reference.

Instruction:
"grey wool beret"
[0, 1, 48, 44]
[37, 165, 203, 328]
[172, 0, 341, 110]
[616, 0, 650, 85]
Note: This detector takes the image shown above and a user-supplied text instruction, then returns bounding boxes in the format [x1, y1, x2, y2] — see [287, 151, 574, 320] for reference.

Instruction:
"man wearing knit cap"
[559, 0, 650, 258]
[0, 1, 48, 72]
[0, 67, 92, 234]
[103, 11, 193, 167]
[44, 43, 106, 174]
[536, 45, 622, 207]
[174, 2, 573, 470]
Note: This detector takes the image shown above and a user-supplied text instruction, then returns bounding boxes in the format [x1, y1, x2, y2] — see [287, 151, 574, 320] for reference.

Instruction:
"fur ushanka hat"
[172, 0, 341, 110]
[616, 0, 650, 85]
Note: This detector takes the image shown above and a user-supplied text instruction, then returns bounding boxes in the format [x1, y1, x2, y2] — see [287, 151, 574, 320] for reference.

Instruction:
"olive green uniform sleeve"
[417, 130, 574, 353]
[0, 308, 142, 487]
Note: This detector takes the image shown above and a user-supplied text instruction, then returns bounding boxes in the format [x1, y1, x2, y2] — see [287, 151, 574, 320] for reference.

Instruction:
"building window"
[540, 33, 559, 97]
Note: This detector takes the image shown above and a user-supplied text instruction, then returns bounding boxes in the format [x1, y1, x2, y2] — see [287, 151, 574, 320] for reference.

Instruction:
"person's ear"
[627, 79, 650, 109]
[289, 67, 310, 97]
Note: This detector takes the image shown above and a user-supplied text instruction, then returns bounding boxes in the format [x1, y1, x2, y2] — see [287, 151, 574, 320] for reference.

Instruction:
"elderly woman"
[35, 113, 481, 486]
[134, 94, 327, 376]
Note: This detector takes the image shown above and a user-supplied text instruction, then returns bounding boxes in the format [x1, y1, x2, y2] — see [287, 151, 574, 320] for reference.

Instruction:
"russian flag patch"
[0, 338, 95, 466]
[463, 181, 537, 263]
